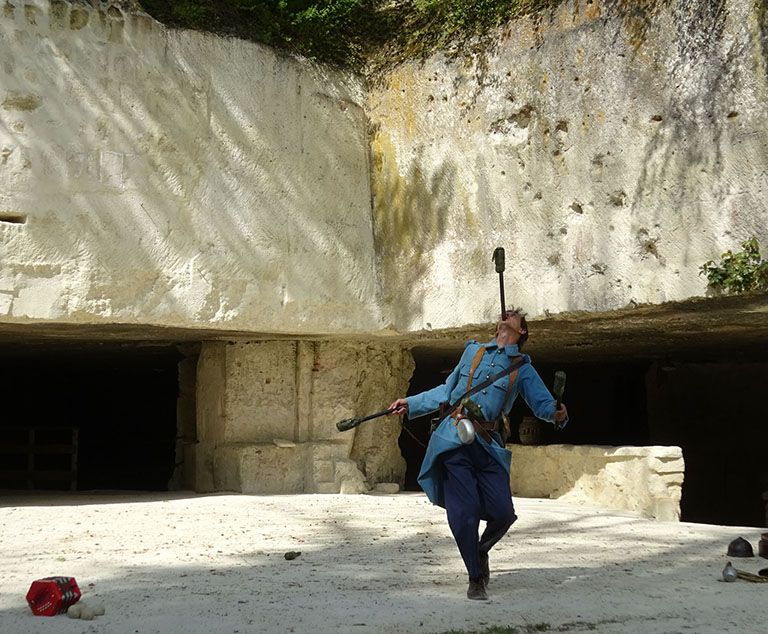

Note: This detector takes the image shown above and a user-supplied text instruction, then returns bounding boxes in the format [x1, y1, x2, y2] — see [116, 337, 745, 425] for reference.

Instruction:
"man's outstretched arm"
[389, 346, 472, 418]
[517, 366, 569, 427]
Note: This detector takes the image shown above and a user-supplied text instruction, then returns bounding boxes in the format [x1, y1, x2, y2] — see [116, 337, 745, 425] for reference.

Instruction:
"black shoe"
[467, 577, 488, 600]
[479, 551, 490, 588]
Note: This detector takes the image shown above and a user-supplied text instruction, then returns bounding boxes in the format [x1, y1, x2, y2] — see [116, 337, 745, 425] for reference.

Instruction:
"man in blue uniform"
[389, 309, 568, 600]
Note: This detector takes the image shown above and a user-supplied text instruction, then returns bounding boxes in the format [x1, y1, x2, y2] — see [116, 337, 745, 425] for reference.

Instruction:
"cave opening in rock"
[0, 343, 190, 492]
[399, 341, 768, 528]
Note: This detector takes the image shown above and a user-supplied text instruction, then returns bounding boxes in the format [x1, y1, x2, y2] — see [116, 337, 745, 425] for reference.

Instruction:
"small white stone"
[80, 605, 96, 620]
[374, 482, 400, 494]
[66, 603, 82, 619]
[89, 601, 106, 616]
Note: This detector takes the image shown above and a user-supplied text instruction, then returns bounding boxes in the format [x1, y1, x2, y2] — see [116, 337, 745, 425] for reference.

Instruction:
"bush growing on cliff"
[138, 0, 560, 70]
[699, 237, 768, 294]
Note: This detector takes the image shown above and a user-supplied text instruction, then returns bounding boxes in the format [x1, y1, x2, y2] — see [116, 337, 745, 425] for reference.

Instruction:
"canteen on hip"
[456, 418, 476, 444]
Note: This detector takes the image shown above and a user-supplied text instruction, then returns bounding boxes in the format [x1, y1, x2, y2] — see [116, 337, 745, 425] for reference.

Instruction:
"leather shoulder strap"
[505, 361, 520, 399]
[497, 359, 521, 444]
[466, 346, 486, 390]
[452, 346, 485, 419]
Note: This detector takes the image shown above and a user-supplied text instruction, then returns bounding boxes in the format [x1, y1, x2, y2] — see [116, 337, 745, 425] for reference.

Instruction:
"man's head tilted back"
[496, 308, 528, 348]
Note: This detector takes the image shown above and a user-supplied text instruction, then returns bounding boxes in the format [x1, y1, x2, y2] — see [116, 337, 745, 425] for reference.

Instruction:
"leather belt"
[469, 418, 496, 444]
[449, 346, 519, 446]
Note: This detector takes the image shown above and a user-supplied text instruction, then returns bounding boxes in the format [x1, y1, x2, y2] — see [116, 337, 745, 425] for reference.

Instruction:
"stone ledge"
[509, 443, 685, 521]
[212, 441, 368, 494]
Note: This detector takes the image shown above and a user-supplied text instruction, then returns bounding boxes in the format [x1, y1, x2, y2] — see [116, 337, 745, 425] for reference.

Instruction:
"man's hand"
[388, 398, 408, 416]
[554, 403, 568, 430]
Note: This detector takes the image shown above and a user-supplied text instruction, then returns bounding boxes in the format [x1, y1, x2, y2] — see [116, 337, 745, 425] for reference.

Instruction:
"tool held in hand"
[553, 370, 566, 430]
[336, 358, 529, 435]
[492, 247, 506, 320]
[339, 249, 516, 437]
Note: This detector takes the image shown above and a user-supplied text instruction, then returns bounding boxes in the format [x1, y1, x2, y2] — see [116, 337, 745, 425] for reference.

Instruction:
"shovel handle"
[493, 247, 506, 320]
[553, 370, 566, 430]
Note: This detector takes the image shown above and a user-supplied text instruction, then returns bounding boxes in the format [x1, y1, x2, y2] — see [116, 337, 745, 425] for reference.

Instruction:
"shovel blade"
[553, 370, 566, 402]
[336, 417, 361, 432]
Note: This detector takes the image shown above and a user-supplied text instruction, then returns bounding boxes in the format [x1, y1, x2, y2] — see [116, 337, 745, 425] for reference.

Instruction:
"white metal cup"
[722, 562, 738, 582]
[456, 418, 476, 444]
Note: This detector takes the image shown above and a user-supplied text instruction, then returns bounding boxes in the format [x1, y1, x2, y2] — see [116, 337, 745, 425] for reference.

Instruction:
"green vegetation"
[699, 237, 768, 294]
[137, 0, 560, 71]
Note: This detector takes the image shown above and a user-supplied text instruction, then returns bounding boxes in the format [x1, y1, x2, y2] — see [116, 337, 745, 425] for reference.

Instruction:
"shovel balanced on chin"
[492, 246, 506, 320]
[335, 355, 529, 438]
[336, 247, 568, 437]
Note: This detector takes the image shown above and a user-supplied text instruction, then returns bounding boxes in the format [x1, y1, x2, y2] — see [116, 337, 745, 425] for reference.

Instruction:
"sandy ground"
[0, 492, 766, 634]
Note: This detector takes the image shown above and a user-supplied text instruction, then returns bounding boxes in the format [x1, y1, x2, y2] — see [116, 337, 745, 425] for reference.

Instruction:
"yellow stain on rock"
[371, 129, 413, 253]
[384, 71, 420, 137]
[585, 0, 602, 21]
[370, 127, 453, 299]
[463, 191, 478, 235]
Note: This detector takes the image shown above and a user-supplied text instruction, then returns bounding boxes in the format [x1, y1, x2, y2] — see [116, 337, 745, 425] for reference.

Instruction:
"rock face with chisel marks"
[0, 1, 379, 335]
[368, 0, 768, 332]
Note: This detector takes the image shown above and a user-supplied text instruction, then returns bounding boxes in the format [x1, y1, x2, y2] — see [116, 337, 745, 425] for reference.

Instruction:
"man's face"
[498, 311, 526, 337]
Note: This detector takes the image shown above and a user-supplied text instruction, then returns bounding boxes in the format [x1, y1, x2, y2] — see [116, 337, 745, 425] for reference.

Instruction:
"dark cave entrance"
[0, 343, 193, 492]
[399, 343, 768, 528]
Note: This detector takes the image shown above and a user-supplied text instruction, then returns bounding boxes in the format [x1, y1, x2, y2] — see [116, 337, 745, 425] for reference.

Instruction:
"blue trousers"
[441, 443, 517, 579]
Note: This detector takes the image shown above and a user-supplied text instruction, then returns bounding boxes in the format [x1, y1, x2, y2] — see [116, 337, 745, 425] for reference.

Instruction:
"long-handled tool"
[335, 357, 529, 434]
[336, 408, 394, 432]
[338, 248, 515, 435]
[553, 370, 566, 430]
[492, 247, 506, 320]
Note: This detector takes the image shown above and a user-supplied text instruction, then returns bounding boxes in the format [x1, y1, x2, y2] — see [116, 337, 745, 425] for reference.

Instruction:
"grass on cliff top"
[137, 0, 562, 73]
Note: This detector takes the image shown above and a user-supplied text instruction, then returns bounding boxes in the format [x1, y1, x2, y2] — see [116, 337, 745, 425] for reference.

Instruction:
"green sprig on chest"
[460, 397, 485, 421]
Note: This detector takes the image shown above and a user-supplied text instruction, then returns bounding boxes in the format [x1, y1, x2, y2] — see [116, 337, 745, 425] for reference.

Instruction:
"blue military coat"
[406, 340, 565, 507]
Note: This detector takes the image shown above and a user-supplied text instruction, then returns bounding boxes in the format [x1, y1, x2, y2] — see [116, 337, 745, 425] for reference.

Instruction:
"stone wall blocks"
[510, 443, 684, 520]
[650, 446, 687, 460]
[312, 459, 334, 484]
[650, 457, 685, 474]
[308, 442, 344, 464]
[334, 458, 368, 494]
[658, 473, 684, 487]
[652, 497, 681, 522]
[215, 443, 307, 495]
[373, 482, 400, 494]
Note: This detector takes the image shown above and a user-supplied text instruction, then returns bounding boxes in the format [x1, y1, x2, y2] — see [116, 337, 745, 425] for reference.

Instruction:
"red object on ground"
[26, 577, 81, 616]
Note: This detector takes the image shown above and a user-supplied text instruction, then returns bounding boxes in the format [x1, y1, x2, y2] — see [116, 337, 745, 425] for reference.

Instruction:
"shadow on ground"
[0, 493, 765, 634]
